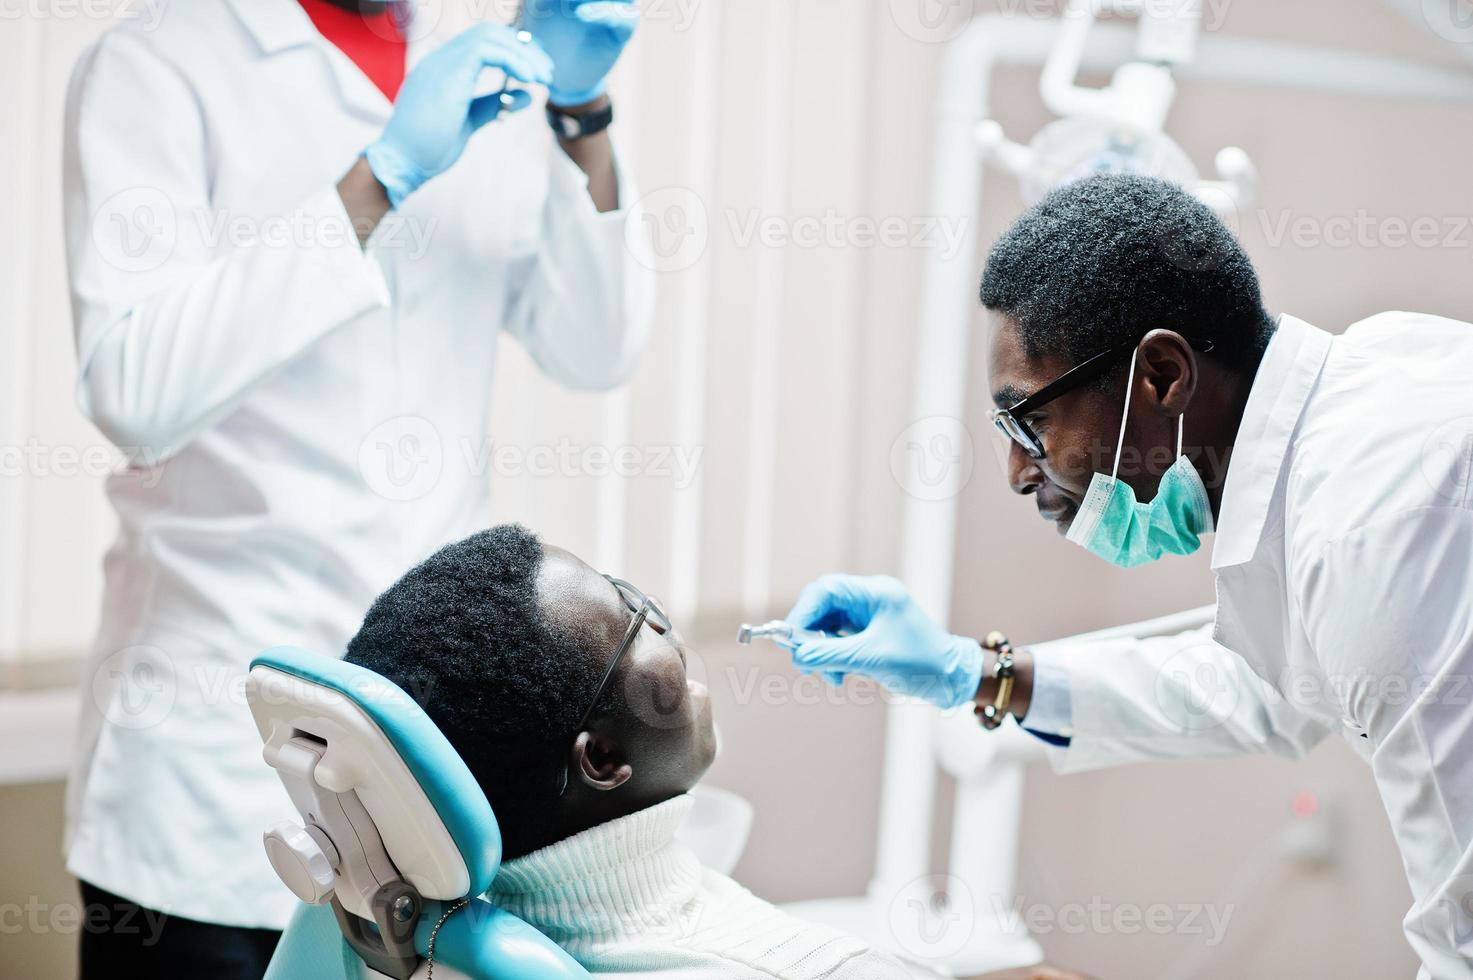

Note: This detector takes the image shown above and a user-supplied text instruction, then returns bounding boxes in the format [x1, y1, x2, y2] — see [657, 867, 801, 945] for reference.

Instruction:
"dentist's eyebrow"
[993, 383, 1030, 409]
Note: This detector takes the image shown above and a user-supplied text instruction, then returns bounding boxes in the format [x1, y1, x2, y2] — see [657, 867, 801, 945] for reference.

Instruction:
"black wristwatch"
[547, 101, 614, 140]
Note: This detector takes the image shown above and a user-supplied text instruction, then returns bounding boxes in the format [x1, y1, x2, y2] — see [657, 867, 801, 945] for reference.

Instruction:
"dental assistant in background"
[61, 0, 649, 976]
[783, 174, 1473, 978]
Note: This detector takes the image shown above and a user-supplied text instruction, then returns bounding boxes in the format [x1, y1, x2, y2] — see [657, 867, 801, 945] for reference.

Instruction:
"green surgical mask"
[1065, 353, 1213, 568]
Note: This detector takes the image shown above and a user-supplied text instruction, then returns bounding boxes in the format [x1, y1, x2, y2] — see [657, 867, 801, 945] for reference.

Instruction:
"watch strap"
[547, 101, 614, 140]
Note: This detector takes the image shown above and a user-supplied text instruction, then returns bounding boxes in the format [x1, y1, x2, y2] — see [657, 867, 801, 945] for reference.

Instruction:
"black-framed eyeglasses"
[990, 335, 1216, 460]
[556, 575, 671, 796]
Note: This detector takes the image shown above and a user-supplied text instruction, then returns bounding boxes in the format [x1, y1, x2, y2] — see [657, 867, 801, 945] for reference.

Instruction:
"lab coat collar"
[1210, 314, 1333, 570]
[223, 0, 320, 55]
[224, 0, 422, 123]
[225, 0, 442, 57]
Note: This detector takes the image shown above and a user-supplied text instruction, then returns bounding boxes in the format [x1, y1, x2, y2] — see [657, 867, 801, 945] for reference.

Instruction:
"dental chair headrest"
[250, 647, 590, 980]
[248, 646, 501, 903]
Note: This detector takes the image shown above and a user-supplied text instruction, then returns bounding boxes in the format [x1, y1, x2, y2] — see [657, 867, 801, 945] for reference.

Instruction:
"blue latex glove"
[521, 0, 640, 107]
[784, 574, 984, 710]
[364, 24, 553, 208]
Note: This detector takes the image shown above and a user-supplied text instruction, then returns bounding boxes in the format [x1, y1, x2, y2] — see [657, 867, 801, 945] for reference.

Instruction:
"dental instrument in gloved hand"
[364, 22, 552, 208]
[488, 32, 535, 121]
[737, 621, 846, 686]
[490, 4, 532, 129]
[736, 620, 827, 649]
[780, 574, 985, 709]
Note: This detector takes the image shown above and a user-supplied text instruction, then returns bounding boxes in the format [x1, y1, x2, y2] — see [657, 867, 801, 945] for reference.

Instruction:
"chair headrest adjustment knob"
[264, 821, 338, 905]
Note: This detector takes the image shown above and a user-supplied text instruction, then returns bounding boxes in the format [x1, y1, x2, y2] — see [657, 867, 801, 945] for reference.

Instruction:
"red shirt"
[298, 0, 407, 102]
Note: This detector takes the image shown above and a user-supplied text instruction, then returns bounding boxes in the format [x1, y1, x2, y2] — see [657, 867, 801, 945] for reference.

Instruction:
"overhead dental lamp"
[978, 0, 1257, 215]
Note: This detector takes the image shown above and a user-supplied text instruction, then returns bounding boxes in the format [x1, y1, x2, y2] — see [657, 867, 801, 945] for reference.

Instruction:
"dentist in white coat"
[62, 0, 650, 975]
[782, 175, 1473, 977]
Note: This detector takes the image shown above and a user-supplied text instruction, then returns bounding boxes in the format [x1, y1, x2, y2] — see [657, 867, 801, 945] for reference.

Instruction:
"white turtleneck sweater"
[489, 795, 947, 979]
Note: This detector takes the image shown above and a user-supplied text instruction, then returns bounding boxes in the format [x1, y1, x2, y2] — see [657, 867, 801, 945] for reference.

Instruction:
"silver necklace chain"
[425, 898, 470, 980]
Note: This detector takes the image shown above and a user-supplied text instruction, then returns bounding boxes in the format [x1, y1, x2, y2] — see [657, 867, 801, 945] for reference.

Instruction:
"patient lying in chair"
[343, 525, 1083, 980]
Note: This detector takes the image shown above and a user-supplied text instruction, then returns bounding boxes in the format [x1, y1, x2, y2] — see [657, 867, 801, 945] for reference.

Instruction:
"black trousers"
[77, 880, 282, 980]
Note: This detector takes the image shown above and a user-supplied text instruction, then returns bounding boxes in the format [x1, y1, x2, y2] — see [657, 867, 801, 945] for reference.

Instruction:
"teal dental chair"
[246, 646, 592, 980]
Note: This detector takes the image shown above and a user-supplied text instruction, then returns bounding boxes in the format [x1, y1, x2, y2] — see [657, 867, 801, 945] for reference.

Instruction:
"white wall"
[2, 11, 121, 665]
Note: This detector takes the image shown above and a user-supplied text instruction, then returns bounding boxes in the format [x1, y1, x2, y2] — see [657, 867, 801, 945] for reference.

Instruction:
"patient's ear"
[571, 730, 633, 791]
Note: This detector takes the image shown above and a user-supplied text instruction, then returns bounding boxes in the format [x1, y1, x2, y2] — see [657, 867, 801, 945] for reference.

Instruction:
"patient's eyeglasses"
[556, 575, 672, 797]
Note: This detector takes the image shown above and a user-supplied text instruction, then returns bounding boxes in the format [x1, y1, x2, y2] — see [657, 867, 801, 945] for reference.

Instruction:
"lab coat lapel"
[319, 43, 396, 125]
[1210, 315, 1332, 572]
[1209, 315, 1332, 691]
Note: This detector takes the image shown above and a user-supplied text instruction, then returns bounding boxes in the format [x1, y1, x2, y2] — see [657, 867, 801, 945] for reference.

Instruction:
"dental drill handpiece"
[735, 620, 827, 652]
[738, 620, 848, 686]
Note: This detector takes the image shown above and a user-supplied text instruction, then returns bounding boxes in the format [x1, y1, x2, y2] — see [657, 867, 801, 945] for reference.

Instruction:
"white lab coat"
[61, 0, 653, 929]
[1030, 313, 1473, 977]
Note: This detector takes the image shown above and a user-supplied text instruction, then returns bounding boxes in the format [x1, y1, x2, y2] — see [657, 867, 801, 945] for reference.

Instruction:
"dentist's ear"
[1138, 329, 1198, 416]
[571, 730, 633, 791]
